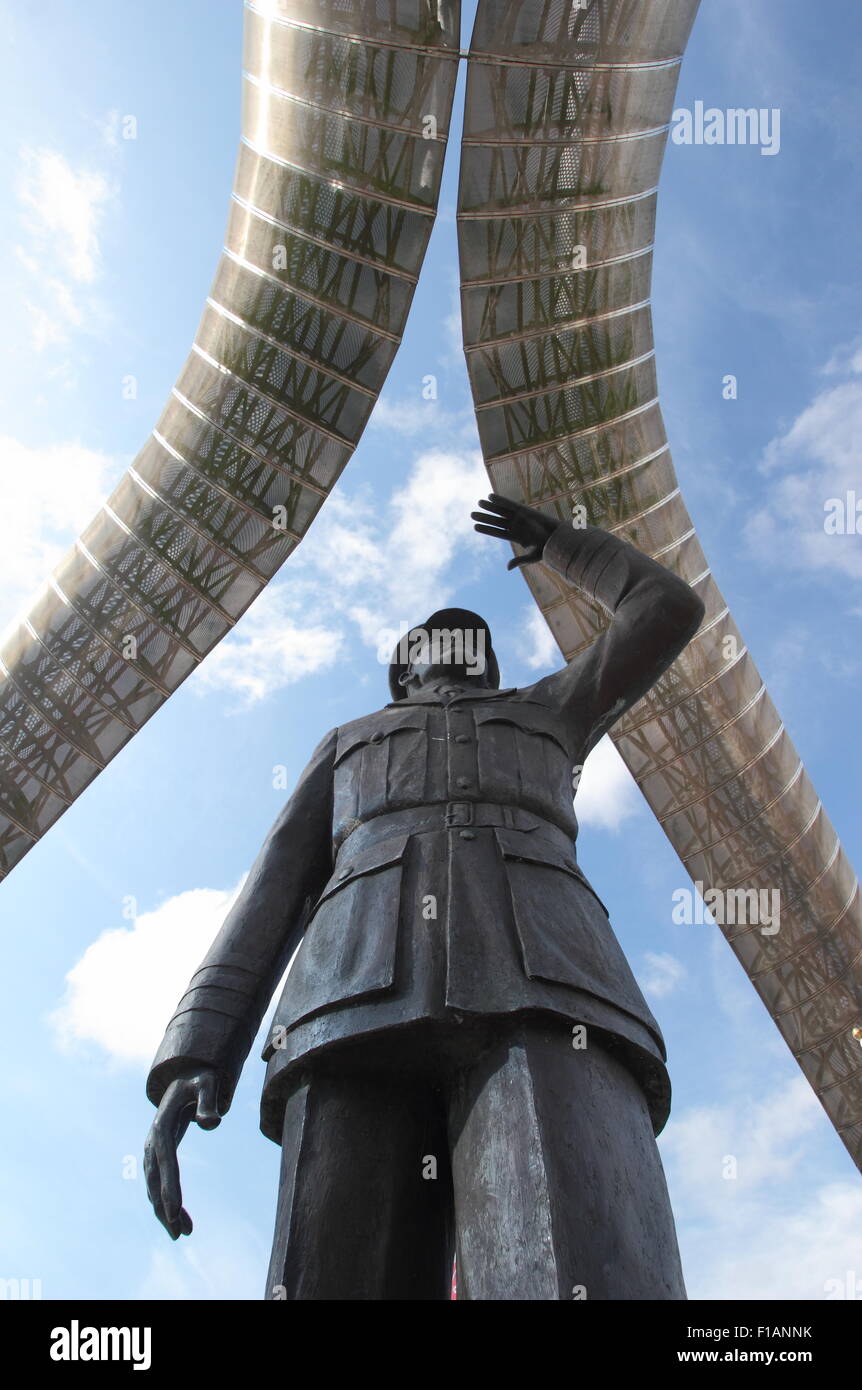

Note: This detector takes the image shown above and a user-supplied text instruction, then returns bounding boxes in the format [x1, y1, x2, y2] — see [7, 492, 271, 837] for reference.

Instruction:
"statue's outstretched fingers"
[473, 521, 511, 539]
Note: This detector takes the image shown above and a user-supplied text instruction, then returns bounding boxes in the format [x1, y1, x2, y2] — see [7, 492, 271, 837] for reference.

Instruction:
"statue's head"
[389, 607, 500, 700]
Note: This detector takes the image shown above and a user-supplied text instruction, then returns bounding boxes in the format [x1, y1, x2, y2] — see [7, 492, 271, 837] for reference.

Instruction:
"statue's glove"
[472, 493, 559, 569]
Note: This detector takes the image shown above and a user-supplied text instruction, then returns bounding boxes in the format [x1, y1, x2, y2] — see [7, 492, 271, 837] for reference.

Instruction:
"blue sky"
[0, 0, 861, 1301]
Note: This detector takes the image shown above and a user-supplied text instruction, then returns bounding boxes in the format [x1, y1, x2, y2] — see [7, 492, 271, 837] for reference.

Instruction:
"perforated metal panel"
[0, 0, 460, 873]
[459, 0, 862, 1170]
[2, 0, 860, 1172]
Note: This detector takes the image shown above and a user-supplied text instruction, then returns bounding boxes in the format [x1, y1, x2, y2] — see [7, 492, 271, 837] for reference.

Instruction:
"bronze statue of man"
[144, 493, 705, 1300]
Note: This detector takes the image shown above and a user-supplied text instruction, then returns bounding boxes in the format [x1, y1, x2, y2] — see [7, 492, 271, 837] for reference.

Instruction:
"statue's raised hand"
[472, 493, 559, 569]
[144, 1068, 221, 1239]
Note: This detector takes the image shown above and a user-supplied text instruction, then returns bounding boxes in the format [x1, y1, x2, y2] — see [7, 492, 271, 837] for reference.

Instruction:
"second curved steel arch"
[458, 0, 862, 1169]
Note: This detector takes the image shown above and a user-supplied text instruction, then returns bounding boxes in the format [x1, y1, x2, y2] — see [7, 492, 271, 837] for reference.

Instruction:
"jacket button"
[456, 776, 470, 788]
[459, 830, 476, 840]
[454, 734, 471, 744]
[369, 732, 384, 744]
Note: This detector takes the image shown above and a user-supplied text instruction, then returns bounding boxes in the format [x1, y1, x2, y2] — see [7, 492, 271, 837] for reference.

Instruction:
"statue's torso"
[260, 684, 671, 1141]
[332, 691, 580, 849]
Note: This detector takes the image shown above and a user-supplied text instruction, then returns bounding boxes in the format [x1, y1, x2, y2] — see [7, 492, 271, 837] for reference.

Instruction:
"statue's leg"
[448, 1015, 686, 1301]
[265, 1053, 454, 1300]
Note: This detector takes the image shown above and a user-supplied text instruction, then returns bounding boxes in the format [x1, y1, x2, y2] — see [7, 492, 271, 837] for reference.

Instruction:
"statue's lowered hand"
[144, 1068, 221, 1240]
[471, 493, 559, 569]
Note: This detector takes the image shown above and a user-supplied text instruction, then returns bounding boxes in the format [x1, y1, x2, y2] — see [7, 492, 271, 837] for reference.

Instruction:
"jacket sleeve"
[526, 521, 706, 754]
[146, 726, 337, 1114]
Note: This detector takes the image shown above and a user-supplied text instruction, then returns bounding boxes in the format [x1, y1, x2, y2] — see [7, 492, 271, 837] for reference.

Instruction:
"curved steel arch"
[458, 0, 862, 1170]
[1, 0, 860, 1171]
[0, 0, 461, 869]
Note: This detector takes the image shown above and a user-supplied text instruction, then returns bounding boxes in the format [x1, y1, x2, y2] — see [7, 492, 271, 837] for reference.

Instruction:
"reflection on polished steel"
[458, 0, 861, 1171]
[0, 0, 459, 865]
[1, 0, 860, 1170]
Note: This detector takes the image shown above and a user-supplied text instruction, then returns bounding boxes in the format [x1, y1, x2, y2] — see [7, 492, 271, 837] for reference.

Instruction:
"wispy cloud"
[521, 604, 561, 669]
[138, 1217, 269, 1300]
[662, 1075, 862, 1298]
[0, 434, 121, 642]
[192, 449, 492, 705]
[193, 585, 344, 710]
[368, 393, 470, 439]
[641, 951, 687, 1000]
[15, 145, 117, 350]
[746, 343, 862, 584]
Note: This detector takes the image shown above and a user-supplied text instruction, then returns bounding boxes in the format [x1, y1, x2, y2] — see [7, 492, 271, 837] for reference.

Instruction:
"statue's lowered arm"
[143, 725, 336, 1239]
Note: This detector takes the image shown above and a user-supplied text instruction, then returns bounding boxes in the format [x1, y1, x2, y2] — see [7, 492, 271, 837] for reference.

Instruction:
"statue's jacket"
[147, 522, 705, 1138]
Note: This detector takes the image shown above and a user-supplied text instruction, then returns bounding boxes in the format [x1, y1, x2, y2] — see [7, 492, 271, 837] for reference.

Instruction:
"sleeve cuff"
[146, 1007, 254, 1111]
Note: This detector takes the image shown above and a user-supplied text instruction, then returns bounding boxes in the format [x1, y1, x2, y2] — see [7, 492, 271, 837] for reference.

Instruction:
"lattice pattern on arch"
[458, 0, 862, 1171]
[0, 0, 461, 877]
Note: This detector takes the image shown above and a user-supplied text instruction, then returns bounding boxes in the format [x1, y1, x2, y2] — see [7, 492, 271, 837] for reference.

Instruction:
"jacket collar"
[384, 683, 518, 709]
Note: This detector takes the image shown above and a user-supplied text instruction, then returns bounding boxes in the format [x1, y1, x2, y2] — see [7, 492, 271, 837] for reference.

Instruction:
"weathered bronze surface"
[145, 494, 704, 1299]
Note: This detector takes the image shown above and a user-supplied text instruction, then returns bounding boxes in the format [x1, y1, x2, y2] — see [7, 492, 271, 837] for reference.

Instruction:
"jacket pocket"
[272, 832, 410, 1032]
[492, 825, 608, 916]
[333, 708, 429, 766]
[473, 702, 571, 752]
[473, 703, 574, 807]
[333, 708, 429, 821]
[493, 826, 658, 1031]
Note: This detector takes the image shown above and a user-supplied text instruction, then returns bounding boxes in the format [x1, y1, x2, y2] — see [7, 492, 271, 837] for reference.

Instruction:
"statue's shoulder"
[333, 701, 419, 747]
[493, 686, 558, 712]
[337, 705, 385, 734]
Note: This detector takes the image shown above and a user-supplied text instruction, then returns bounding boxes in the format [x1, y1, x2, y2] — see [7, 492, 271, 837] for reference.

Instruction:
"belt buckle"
[445, 801, 474, 828]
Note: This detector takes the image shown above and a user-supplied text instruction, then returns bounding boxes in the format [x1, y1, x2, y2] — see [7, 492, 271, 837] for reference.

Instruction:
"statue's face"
[399, 624, 491, 690]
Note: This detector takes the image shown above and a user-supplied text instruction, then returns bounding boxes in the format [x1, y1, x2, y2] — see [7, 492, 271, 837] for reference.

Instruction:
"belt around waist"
[338, 801, 577, 857]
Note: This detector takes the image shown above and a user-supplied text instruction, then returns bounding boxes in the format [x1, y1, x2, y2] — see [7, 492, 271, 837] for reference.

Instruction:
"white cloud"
[746, 348, 862, 583]
[821, 337, 862, 377]
[522, 604, 560, 669]
[302, 447, 490, 615]
[16, 145, 116, 349]
[0, 435, 120, 641]
[575, 734, 644, 831]
[368, 393, 468, 438]
[194, 450, 492, 704]
[192, 583, 344, 709]
[50, 884, 243, 1064]
[380, 448, 490, 613]
[371, 396, 445, 435]
[641, 951, 687, 1000]
[18, 146, 113, 284]
[51, 876, 303, 1083]
[661, 1075, 862, 1299]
